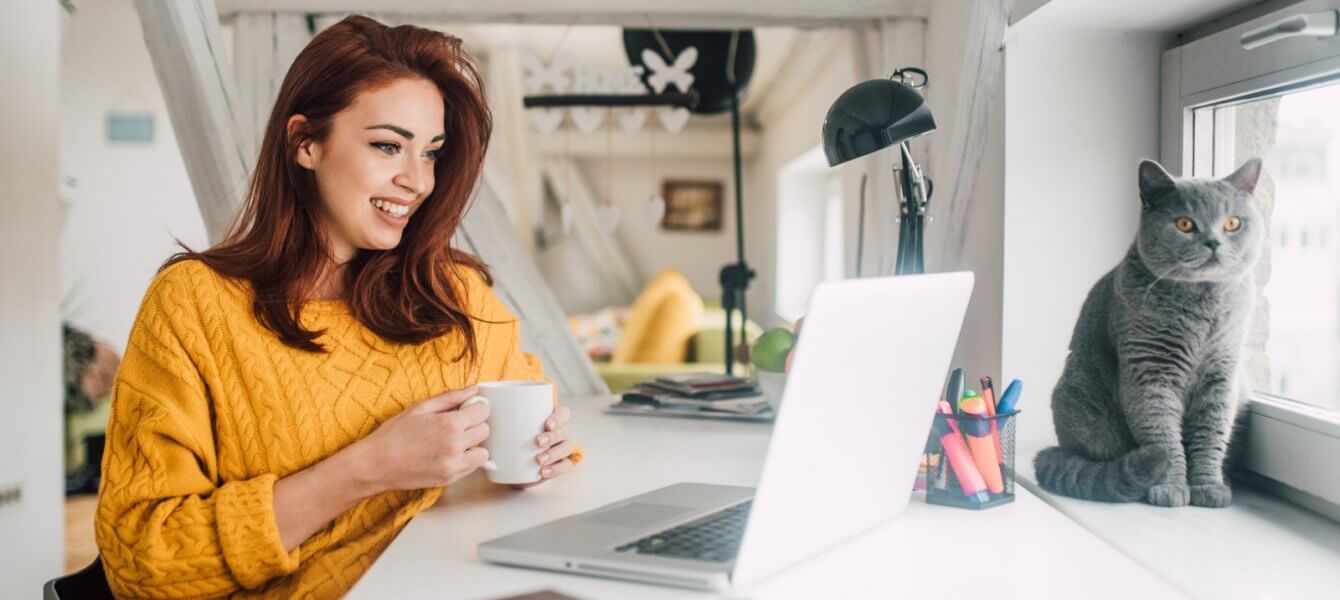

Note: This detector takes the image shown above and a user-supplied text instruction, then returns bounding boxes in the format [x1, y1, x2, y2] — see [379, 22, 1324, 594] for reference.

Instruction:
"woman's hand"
[275, 385, 489, 550]
[513, 404, 575, 489]
[346, 384, 492, 494]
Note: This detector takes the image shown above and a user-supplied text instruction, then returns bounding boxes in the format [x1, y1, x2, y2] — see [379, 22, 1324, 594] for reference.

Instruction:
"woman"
[96, 16, 580, 598]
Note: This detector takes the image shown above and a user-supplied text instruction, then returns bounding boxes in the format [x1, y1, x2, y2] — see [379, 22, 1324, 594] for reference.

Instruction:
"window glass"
[1192, 81, 1340, 411]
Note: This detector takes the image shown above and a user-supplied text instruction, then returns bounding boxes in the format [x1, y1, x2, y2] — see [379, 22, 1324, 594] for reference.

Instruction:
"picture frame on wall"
[661, 180, 724, 231]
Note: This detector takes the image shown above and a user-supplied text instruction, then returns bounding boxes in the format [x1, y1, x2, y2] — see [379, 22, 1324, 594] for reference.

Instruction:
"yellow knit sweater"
[96, 259, 580, 598]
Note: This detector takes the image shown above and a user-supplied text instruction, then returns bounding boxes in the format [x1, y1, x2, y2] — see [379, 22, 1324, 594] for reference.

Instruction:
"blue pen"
[996, 379, 1023, 413]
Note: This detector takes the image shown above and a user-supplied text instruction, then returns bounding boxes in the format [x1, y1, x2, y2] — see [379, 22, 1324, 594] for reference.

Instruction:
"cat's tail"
[1034, 445, 1170, 502]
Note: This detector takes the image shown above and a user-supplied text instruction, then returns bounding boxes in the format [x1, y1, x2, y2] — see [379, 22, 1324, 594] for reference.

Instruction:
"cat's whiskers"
[1142, 263, 1185, 303]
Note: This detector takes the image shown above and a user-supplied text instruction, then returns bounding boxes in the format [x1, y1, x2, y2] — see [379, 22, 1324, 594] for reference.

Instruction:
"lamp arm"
[894, 142, 929, 275]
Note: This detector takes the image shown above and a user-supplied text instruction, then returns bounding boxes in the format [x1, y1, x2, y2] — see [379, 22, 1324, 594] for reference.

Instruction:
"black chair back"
[43, 557, 112, 600]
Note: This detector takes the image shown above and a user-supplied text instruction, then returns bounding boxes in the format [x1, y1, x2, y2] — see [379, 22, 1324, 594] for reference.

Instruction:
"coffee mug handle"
[461, 396, 497, 472]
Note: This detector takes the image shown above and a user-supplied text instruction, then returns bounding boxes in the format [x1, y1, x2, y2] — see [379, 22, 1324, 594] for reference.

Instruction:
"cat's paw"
[1128, 445, 1173, 485]
[1189, 482, 1233, 508]
[1146, 483, 1190, 507]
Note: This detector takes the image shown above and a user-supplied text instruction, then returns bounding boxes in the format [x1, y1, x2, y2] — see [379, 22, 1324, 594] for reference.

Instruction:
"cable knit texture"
[96, 259, 581, 598]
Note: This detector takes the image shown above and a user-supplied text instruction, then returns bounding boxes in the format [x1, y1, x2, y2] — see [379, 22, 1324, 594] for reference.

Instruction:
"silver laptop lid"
[731, 272, 974, 587]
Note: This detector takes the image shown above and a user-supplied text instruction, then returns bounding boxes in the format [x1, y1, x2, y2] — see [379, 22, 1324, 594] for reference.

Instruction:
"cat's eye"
[1175, 217, 1195, 233]
[1224, 216, 1242, 232]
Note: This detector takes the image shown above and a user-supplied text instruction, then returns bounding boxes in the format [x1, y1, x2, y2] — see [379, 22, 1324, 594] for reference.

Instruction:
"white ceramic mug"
[462, 380, 554, 484]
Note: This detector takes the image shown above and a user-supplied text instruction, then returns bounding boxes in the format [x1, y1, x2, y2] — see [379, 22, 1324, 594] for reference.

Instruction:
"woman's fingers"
[463, 421, 490, 449]
[544, 405, 571, 431]
[451, 446, 490, 482]
[536, 441, 573, 466]
[540, 458, 573, 480]
[536, 423, 570, 448]
[413, 384, 479, 414]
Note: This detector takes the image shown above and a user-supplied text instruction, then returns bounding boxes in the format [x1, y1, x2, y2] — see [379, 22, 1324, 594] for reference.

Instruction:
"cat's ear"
[1138, 159, 1176, 208]
[1224, 158, 1263, 195]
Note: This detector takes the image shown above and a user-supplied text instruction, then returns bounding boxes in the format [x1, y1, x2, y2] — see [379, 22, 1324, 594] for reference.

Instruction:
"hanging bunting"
[568, 65, 606, 133]
[523, 53, 570, 134]
[521, 48, 695, 134]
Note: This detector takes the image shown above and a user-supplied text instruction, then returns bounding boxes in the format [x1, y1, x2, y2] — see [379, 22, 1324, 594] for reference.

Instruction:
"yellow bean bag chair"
[611, 269, 705, 364]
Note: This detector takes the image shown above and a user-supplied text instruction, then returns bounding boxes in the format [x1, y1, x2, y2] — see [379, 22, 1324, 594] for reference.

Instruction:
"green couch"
[595, 302, 763, 392]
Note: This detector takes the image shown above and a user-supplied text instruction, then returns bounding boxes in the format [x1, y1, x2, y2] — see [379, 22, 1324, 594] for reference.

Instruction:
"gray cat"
[1034, 158, 1264, 508]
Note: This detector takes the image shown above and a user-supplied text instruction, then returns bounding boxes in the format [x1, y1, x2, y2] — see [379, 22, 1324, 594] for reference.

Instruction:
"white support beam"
[233, 12, 312, 156]
[928, 0, 1008, 268]
[134, 0, 251, 243]
[456, 182, 611, 397]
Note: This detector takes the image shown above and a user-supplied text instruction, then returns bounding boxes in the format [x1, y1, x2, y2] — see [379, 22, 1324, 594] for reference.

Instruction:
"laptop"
[478, 272, 974, 591]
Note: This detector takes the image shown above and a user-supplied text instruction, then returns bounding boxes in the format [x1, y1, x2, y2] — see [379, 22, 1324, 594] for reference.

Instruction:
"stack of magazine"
[607, 372, 773, 421]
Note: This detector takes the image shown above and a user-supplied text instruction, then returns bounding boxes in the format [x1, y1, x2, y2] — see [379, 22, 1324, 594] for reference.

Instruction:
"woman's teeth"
[372, 199, 409, 218]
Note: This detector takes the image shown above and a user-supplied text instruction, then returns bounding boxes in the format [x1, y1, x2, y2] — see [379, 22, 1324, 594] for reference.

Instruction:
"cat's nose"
[1205, 239, 1222, 251]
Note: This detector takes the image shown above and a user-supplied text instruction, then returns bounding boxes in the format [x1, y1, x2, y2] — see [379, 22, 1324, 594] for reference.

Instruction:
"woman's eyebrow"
[365, 124, 446, 143]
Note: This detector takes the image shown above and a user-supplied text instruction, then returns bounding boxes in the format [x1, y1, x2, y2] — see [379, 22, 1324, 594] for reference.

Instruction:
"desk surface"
[352, 396, 1181, 600]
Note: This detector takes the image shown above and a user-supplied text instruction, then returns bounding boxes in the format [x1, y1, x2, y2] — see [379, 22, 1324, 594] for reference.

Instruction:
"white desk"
[352, 396, 1181, 599]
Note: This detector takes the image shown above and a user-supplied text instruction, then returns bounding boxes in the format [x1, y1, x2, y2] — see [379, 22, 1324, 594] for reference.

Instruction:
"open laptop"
[478, 272, 974, 591]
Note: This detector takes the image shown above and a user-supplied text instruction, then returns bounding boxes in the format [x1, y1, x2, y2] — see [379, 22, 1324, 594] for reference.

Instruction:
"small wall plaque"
[106, 111, 155, 144]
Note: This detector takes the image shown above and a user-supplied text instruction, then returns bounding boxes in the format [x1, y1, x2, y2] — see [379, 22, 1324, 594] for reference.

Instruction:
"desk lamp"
[821, 68, 935, 275]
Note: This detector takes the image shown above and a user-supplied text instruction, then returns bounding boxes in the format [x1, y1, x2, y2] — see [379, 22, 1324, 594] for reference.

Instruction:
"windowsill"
[1016, 454, 1340, 599]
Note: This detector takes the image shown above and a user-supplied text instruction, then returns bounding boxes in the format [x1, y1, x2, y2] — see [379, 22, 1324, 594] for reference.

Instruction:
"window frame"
[1162, 0, 1340, 512]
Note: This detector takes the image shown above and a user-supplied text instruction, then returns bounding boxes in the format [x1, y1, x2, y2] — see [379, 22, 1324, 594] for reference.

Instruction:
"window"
[775, 146, 846, 323]
[1165, 0, 1340, 515]
[1189, 64, 1340, 414]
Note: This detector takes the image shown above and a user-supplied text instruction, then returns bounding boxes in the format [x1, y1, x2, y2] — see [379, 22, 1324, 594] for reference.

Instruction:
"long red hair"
[168, 15, 494, 357]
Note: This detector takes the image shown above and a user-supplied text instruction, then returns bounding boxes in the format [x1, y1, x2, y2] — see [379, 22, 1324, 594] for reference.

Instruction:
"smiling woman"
[288, 81, 450, 264]
[94, 15, 580, 599]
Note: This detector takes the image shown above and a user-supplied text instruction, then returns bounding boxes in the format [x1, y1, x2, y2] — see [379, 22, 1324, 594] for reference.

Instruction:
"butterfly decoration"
[522, 53, 571, 94]
[641, 47, 697, 95]
[641, 47, 697, 134]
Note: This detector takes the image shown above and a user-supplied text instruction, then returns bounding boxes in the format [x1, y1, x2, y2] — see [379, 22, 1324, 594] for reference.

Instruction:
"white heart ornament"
[571, 107, 605, 134]
[596, 204, 621, 234]
[560, 202, 576, 234]
[657, 107, 690, 133]
[530, 108, 564, 134]
[645, 194, 666, 224]
[616, 108, 647, 134]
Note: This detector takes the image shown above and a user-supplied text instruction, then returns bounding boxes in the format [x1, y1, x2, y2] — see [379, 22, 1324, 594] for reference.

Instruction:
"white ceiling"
[218, 0, 929, 27]
[1018, 0, 1265, 33]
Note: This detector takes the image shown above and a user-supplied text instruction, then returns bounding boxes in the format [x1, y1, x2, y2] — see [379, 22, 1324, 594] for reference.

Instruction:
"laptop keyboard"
[615, 500, 752, 563]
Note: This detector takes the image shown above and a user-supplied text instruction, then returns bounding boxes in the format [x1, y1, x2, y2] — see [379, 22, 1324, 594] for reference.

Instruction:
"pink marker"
[935, 401, 990, 504]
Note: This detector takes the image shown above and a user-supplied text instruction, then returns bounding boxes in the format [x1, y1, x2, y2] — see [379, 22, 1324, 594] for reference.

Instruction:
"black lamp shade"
[822, 79, 936, 166]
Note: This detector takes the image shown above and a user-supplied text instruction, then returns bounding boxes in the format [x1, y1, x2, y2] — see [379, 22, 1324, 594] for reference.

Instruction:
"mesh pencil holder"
[922, 410, 1019, 509]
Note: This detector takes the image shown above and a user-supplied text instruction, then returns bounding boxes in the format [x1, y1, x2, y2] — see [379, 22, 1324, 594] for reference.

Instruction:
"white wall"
[59, 0, 207, 353]
[577, 155, 739, 307]
[774, 148, 830, 322]
[0, 0, 65, 593]
[1002, 26, 1169, 454]
[749, 30, 867, 330]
